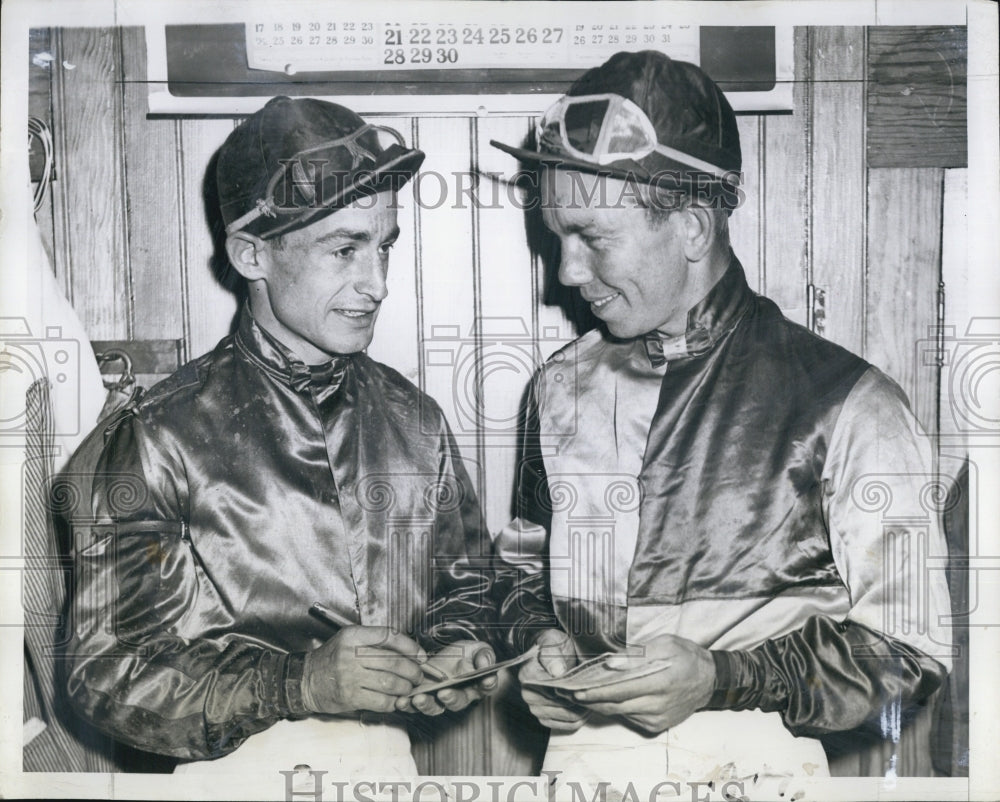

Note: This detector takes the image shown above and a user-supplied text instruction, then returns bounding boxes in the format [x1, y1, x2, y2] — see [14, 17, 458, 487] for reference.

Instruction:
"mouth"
[332, 307, 378, 320]
[585, 292, 621, 310]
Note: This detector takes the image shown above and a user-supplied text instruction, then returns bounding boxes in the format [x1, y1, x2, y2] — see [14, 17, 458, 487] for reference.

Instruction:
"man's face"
[541, 170, 693, 339]
[254, 190, 399, 362]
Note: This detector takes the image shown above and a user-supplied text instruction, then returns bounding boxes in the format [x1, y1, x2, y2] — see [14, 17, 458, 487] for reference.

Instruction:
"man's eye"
[581, 234, 605, 247]
[378, 241, 397, 255]
[333, 246, 356, 259]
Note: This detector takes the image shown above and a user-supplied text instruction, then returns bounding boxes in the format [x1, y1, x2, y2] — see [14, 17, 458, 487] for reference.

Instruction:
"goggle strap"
[591, 95, 627, 159]
[225, 124, 410, 236]
[538, 92, 738, 183]
[225, 200, 273, 236]
[650, 143, 734, 182]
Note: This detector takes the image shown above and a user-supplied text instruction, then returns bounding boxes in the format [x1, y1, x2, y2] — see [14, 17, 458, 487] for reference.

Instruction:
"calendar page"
[245, 16, 700, 74]
[143, 2, 793, 115]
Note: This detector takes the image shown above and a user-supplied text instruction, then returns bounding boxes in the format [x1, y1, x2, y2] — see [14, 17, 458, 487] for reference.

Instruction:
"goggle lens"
[534, 93, 733, 181]
[563, 98, 611, 157]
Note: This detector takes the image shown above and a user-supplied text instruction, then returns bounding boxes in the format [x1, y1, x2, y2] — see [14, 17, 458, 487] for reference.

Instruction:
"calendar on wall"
[243, 20, 701, 73]
[145, 5, 793, 115]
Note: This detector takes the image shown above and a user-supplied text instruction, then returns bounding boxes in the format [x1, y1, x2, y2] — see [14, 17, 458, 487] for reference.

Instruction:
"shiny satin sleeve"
[706, 615, 946, 737]
[706, 368, 952, 736]
[64, 413, 309, 760]
[493, 378, 563, 656]
[419, 418, 504, 652]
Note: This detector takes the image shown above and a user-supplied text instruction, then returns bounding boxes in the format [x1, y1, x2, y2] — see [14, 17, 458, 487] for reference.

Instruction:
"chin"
[604, 321, 642, 340]
[328, 334, 375, 355]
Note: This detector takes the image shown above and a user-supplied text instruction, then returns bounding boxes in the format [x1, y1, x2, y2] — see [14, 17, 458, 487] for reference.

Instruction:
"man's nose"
[356, 254, 389, 302]
[557, 242, 593, 287]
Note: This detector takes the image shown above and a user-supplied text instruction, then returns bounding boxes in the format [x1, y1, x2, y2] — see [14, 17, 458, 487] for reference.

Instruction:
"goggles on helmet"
[536, 93, 737, 184]
[225, 123, 411, 237]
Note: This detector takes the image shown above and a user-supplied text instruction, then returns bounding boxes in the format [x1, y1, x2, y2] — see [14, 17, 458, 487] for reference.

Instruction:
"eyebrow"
[546, 217, 607, 236]
[313, 226, 401, 245]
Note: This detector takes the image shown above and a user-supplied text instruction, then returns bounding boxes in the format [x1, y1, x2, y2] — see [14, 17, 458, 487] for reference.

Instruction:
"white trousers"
[173, 715, 417, 778]
[543, 709, 829, 794]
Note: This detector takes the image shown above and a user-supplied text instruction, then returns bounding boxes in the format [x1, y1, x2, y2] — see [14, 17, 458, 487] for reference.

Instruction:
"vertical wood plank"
[473, 116, 538, 533]
[730, 116, 761, 292]
[406, 116, 488, 776]
[474, 115, 551, 777]
[938, 168, 968, 445]
[811, 27, 866, 354]
[178, 119, 240, 360]
[414, 117, 480, 482]
[49, 28, 72, 299]
[53, 28, 129, 340]
[866, 168, 943, 437]
[762, 27, 810, 325]
[365, 116, 421, 386]
[28, 27, 57, 264]
[866, 26, 967, 169]
[120, 27, 184, 343]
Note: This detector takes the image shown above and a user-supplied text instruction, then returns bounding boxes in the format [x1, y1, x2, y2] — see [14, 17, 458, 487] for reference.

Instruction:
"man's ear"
[225, 232, 269, 282]
[680, 204, 715, 262]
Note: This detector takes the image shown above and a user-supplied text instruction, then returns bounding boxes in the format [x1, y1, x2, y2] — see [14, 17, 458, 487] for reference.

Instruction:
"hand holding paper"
[564, 634, 717, 734]
[517, 629, 590, 733]
[400, 641, 514, 715]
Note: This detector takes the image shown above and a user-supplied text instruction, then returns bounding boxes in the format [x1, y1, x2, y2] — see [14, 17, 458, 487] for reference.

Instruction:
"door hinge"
[807, 284, 827, 336]
[936, 279, 946, 367]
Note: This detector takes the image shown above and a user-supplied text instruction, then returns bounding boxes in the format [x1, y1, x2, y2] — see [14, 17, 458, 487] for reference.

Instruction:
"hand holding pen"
[309, 602, 498, 717]
[309, 602, 447, 681]
[300, 602, 440, 716]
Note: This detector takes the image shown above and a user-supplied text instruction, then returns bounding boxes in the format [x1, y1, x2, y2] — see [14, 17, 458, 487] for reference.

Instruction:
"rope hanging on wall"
[28, 116, 54, 213]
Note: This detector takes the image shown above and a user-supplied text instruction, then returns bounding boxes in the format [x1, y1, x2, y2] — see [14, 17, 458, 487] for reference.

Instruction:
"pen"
[309, 602, 448, 681]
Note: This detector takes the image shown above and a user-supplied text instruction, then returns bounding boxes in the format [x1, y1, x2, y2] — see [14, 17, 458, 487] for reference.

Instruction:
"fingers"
[521, 687, 590, 732]
[538, 716, 588, 734]
[535, 630, 573, 677]
[346, 628, 428, 664]
[471, 644, 496, 669]
[352, 688, 402, 714]
[405, 692, 446, 716]
[476, 673, 499, 694]
[518, 658, 552, 683]
[576, 694, 663, 719]
[604, 652, 648, 671]
[359, 668, 417, 697]
[523, 699, 589, 732]
[353, 648, 425, 686]
[436, 687, 472, 712]
[376, 630, 429, 663]
[573, 671, 666, 704]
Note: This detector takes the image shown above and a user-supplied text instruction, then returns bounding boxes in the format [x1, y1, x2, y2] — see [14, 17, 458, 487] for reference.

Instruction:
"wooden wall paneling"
[49, 28, 71, 300]
[865, 165, 942, 774]
[405, 116, 489, 777]
[120, 27, 184, 344]
[474, 115, 549, 777]
[50, 28, 129, 340]
[177, 119, 240, 361]
[810, 27, 866, 355]
[483, 115, 587, 361]
[473, 116, 537, 532]
[866, 168, 943, 437]
[730, 116, 762, 293]
[28, 28, 57, 264]
[366, 116, 421, 387]
[762, 27, 810, 325]
[938, 168, 969, 447]
[867, 26, 968, 169]
[413, 117, 481, 484]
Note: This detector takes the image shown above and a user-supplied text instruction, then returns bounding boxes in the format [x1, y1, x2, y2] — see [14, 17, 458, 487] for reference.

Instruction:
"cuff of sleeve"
[283, 652, 311, 717]
[703, 649, 765, 711]
[258, 651, 308, 719]
[508, 618, 563, 657]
